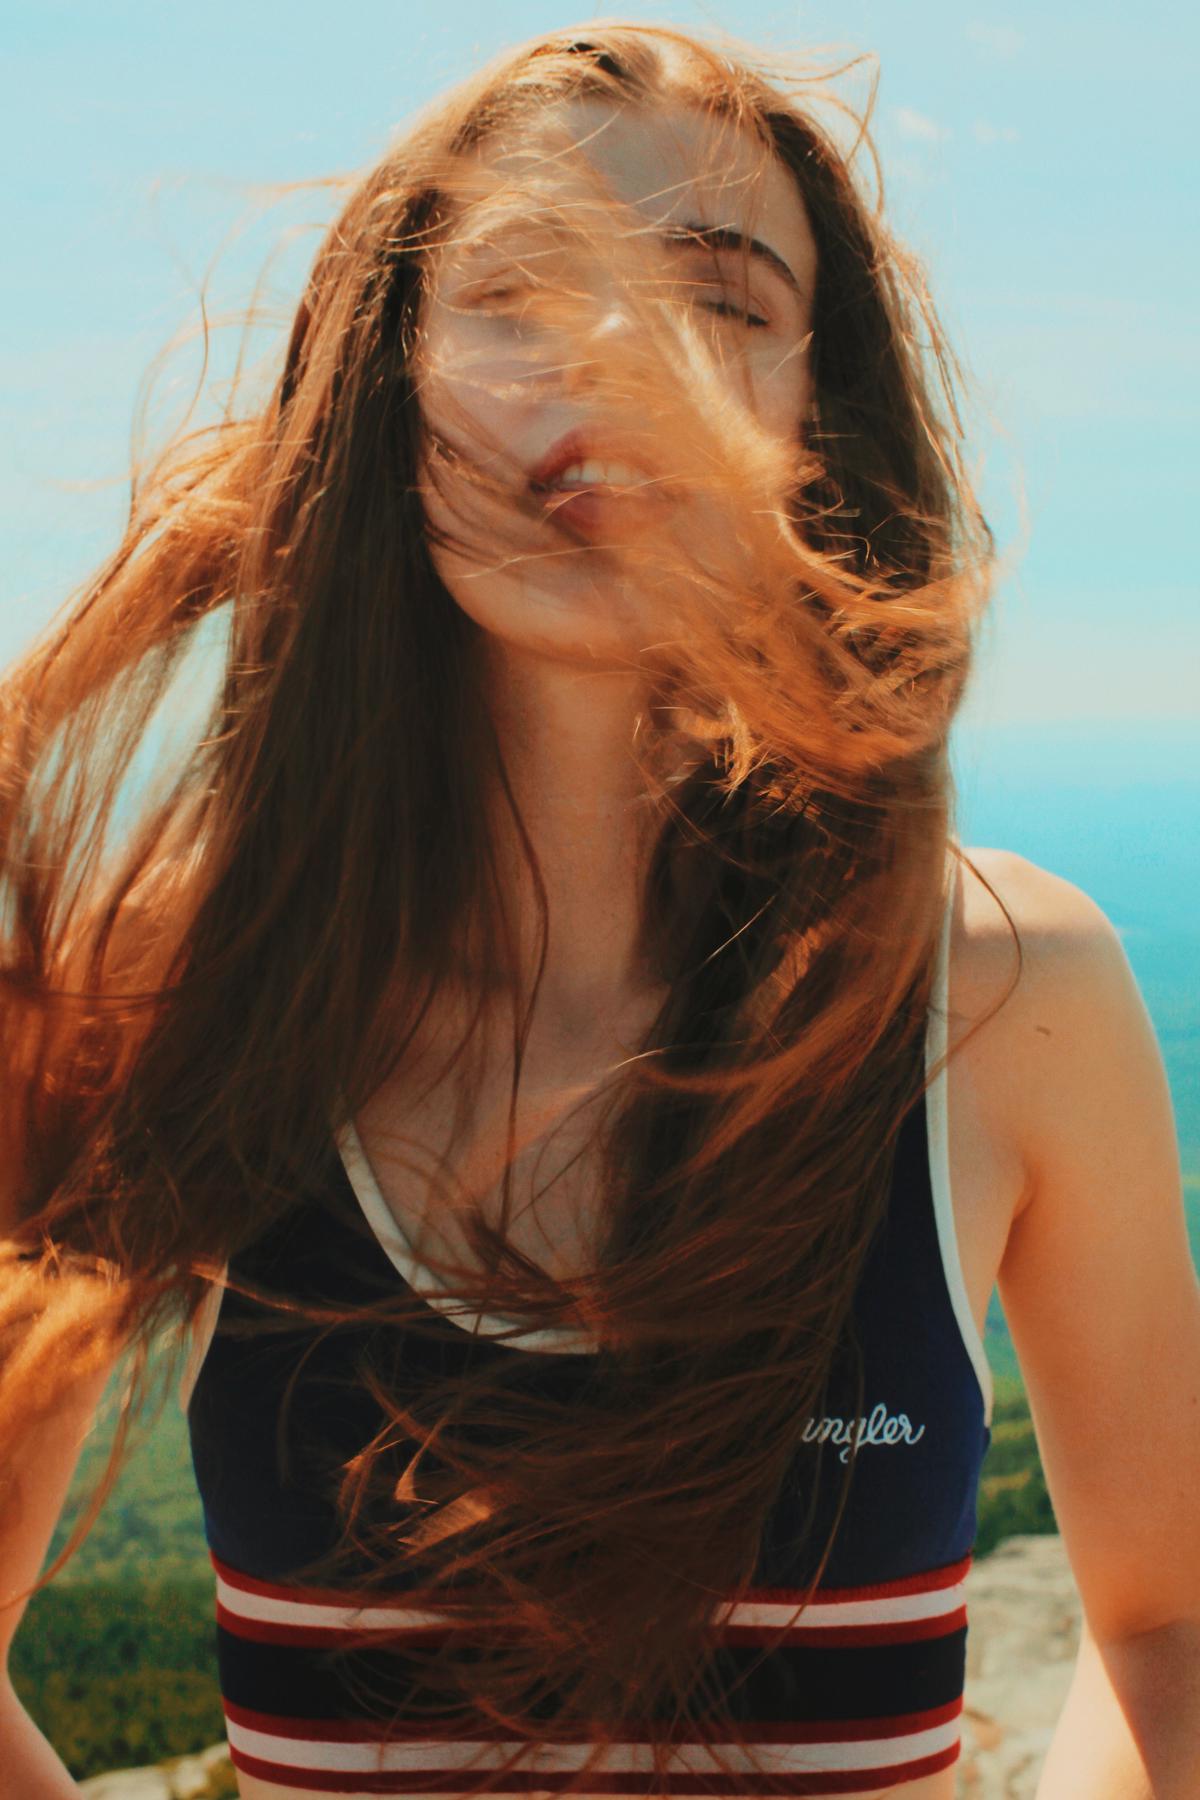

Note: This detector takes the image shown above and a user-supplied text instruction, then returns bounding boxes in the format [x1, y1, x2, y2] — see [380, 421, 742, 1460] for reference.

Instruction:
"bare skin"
[348, 849, 1022, 1340]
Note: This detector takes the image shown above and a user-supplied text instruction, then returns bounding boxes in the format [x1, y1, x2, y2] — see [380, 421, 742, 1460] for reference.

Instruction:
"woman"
[1, 22, 1197, 1800]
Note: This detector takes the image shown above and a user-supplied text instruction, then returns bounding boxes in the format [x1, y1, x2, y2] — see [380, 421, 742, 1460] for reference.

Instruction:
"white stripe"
[925, 851, 995, 1428]
[178, 1274, 227, 1413]
[226, 1716, 961, 1777]
[216, 1573, 966, 1635]
[215, 1573, 451, 1632]
[716, 1580, 967, 1629]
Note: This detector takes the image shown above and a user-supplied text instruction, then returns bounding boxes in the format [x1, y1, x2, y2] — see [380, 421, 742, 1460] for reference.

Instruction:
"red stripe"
[745, 1554, 972, 1606]
[228, 1742, 960, 1795]
[215, 1605, 532, 1649]
[216, 1602, 967, 1654]
[211, 1549, 971, 1614]
[224, 1695, 962, 1746]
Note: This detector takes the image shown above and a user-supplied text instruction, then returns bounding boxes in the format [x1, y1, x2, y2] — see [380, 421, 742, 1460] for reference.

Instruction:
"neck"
[467, 640, 697, 1038]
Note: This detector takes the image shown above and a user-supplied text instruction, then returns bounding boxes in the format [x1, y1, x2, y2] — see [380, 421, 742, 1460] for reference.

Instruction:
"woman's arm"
[0, 1681, 85, 1799]
[1036, 1617, 1152, 1798]
[0, 860, 187, 1795]
[990, 855, 1200, 1797]
[0, 1356, 114, 1799]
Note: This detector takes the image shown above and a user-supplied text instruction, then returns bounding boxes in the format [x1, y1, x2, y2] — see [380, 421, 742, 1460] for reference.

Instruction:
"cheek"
[749, 338, 812, 442]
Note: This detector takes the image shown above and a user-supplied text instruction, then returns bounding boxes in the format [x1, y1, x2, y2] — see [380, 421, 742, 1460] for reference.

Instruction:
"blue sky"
[4, 0, 1197, 771]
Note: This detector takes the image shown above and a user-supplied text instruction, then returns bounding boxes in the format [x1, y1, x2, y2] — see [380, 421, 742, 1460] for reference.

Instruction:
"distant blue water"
[954, 719, 1199, 927]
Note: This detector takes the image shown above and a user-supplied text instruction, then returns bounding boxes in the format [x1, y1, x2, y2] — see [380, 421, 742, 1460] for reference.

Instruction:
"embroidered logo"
[801, 1401, 927, 1465]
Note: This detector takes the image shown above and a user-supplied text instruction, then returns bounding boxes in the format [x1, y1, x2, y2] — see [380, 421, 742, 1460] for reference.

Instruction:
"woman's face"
[416, 96, 819, 674]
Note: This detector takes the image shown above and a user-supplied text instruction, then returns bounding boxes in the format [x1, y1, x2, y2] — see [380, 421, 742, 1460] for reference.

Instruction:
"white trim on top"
[924, 861, 996, 1429]
[178, 1275, 227, 1413]
[336, 1117, 598, 1355]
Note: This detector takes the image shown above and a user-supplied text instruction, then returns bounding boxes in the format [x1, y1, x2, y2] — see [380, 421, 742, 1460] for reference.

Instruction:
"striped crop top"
[182, 891, 995, 1796]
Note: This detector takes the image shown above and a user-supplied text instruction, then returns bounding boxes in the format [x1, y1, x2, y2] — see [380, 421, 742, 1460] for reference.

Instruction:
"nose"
[589, 301, 638, 342]
[551, 292, 639, 398]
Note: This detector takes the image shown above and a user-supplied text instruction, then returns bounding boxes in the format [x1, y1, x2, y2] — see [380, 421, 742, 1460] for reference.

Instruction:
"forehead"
[462, 94, 817, 286]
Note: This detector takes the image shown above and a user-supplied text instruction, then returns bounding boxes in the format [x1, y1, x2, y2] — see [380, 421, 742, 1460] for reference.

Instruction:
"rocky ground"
[958, 1533, 1084, 1796]
[80, 1534, 1084, 1799]
[79, 1739, 234, 1800]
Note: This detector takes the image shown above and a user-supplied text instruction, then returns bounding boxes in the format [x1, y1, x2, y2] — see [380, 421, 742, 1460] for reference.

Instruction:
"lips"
[525, 427, 663, 541]
[528, 427, 651, 493]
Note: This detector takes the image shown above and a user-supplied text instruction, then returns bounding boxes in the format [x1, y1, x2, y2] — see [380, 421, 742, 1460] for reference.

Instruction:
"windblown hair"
[0, 20, 1006, 1793]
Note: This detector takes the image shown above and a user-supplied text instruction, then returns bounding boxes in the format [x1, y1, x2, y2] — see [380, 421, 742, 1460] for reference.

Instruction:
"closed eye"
[464, 279, 533, 306]
[696, 298, 770, 328]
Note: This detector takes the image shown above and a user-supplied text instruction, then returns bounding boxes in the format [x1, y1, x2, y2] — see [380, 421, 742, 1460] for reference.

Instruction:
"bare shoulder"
[953, 845, 1153, 1212]
[951, 844, 1122, 1026]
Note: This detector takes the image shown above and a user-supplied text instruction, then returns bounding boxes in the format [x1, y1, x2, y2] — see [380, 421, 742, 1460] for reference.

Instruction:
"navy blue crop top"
[182, 889, 994, 1795]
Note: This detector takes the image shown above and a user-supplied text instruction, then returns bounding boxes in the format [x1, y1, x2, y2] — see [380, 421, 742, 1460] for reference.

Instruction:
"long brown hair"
[0, 20, 1004, 1793]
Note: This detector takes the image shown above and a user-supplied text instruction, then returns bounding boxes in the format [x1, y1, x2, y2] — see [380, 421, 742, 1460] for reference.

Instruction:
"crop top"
[182, 887, 995, 1795]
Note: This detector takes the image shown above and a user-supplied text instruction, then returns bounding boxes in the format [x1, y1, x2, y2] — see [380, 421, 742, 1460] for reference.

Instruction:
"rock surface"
[959, 1533, 1084, 1797]
[79, 1740, 235, 1800]
[80, 1535, 1083, 1799]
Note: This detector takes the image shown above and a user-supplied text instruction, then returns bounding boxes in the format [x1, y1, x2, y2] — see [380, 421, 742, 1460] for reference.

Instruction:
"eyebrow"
[657, 221, 806, 302]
